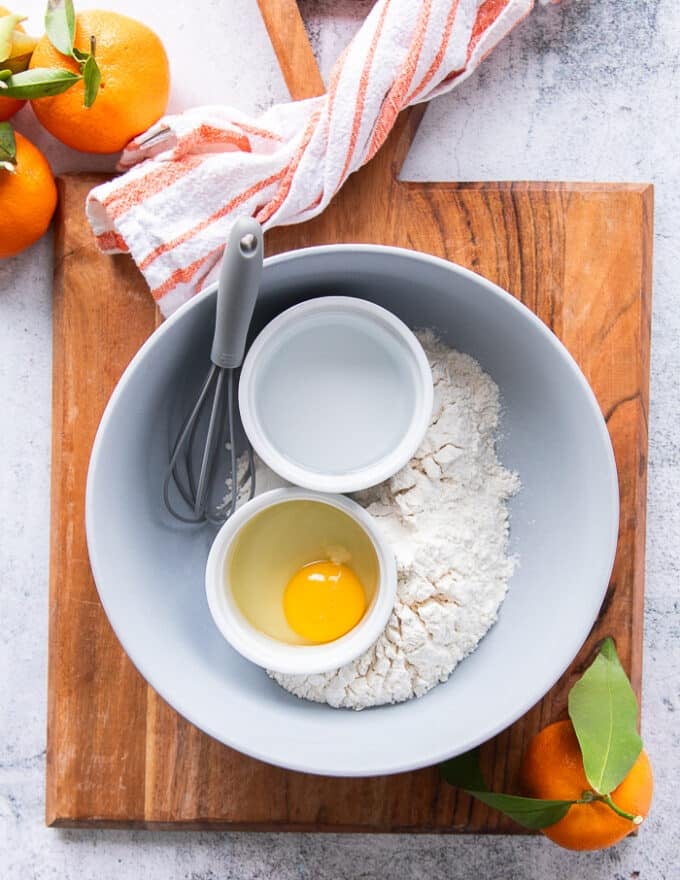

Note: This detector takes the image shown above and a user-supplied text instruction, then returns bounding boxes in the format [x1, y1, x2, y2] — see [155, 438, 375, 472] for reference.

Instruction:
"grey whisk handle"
[211, 217, 263, 369]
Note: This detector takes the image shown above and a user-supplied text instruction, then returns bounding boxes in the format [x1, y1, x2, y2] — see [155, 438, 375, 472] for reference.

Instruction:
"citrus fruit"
[0, 7, 29, 121]
[0, 130, 57, 258]
[0, 92, 23, 122]
[520, 719, 653, 851]
[0, 78, 24, 121]
[29, 10, 169, 153]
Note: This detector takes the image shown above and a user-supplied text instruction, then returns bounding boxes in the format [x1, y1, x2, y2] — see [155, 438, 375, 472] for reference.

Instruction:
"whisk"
[163, 218, 263, 524]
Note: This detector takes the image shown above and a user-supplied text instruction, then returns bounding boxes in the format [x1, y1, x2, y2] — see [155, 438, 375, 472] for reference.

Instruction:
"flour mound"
[269, 330, 520, 710]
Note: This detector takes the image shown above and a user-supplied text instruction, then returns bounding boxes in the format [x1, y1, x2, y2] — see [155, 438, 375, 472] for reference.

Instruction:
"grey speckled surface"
[1, 1, 678, 877]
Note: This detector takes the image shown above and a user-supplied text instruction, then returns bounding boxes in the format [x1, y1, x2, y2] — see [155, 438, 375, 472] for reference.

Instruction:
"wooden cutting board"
[47, 0, 652, 830]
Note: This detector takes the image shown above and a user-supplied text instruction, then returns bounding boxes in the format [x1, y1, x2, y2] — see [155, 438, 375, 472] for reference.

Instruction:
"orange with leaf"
[2, 0, 169, 152]
[0, 0, 169, 257]
[441, 638, 653, 851]
[30, 7, 170, 152]
[521, 719, 653, 850]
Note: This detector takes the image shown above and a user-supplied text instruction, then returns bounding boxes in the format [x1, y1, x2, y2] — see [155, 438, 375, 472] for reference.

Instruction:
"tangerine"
[0, 81, 23, 121]
[0, 130, 57, 258]
[520, 719, 653, 851]
[29, 10, 169, 153]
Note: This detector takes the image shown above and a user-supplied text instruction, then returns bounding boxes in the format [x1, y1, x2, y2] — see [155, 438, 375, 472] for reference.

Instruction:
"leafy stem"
[440, 754, 645, 833]
[45, 0, 101, 107]
[0, 3, 100, 104]
[439, 640, 646, 836]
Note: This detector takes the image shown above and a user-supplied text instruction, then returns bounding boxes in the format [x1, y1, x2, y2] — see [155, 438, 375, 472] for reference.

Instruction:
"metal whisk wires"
[163, 219, 263, 525]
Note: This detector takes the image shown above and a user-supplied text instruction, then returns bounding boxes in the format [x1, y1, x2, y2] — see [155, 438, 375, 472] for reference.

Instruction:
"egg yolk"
[283, 561, 367, 644]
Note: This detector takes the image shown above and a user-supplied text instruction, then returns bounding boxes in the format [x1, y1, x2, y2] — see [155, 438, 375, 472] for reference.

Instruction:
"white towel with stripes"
[86, 0, 557, 316]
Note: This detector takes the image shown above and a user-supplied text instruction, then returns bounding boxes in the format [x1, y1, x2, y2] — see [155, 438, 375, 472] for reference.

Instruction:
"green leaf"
[45, 0, 76, 56]
[440, 748, 488, 791]
[440, 749, 575, 830]
[0, 14, 25, 63]
[568, 637, 642, 795]
[1, 66, 80, 98]
[0, 30, 38, 73]
[465, 791, 573, 830]
[81, 52, 100, 107]
[0, 120, 16, 166]
[71, 46, 88, 62]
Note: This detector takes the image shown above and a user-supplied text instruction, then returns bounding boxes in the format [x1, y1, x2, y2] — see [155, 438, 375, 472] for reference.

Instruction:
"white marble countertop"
[1, 1, 677, 877]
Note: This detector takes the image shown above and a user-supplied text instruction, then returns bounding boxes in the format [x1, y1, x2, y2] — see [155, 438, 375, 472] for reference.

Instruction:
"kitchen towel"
[86, 0, 558, 317]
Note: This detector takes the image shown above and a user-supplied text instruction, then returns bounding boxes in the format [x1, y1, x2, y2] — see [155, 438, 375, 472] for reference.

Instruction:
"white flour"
[237, 331, 520, 709]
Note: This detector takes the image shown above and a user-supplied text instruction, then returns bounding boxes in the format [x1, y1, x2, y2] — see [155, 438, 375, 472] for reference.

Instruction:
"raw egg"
[283, 561, 367, 643]
[228, 498, 378, 645]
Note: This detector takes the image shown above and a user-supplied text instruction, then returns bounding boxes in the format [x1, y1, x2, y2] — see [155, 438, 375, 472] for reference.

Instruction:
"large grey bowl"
[86, 245, 618, 777]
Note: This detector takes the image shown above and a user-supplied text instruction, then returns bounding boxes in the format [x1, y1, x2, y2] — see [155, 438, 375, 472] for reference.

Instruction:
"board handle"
[255, 0, 421, 180]
[256, 0, 325, 100]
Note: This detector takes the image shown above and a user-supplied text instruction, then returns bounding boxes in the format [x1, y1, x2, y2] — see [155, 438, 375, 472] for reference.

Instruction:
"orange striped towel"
[86, 0, 555, 317]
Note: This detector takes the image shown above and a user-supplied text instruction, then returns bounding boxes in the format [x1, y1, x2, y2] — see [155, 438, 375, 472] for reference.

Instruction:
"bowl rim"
[204, 487, 398, 674]
[86, 243, 619, 777]
[238, 295, 434, 493]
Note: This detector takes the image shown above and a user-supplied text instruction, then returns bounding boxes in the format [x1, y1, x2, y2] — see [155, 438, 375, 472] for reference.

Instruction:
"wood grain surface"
[255, 0, 325, 100]
[46, 0, 653, 831]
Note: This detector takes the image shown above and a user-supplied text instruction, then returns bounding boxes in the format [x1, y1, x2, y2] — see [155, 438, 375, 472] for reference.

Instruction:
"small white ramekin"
[205, 488, 397, 675]
[238, 296, 433, 494]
